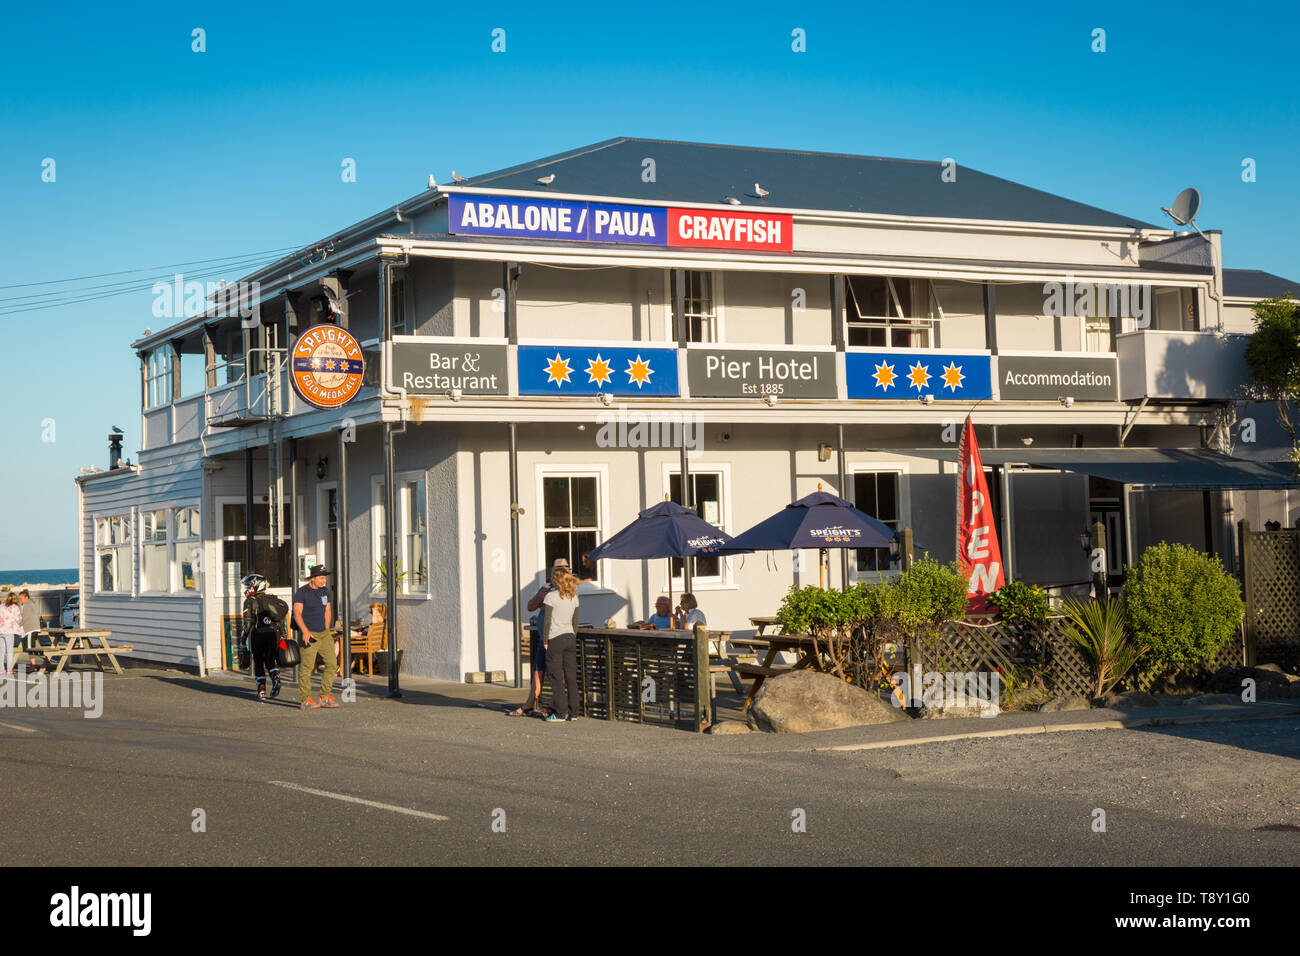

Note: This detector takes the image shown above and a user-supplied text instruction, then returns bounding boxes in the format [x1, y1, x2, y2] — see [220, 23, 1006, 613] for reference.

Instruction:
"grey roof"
[885, 447, 1296, 490]
[1223, 268, 1300, 299]
[452, 137, 1157, 229]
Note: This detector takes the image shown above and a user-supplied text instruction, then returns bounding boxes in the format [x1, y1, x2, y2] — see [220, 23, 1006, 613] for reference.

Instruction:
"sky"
[2, 0, 1298, 568]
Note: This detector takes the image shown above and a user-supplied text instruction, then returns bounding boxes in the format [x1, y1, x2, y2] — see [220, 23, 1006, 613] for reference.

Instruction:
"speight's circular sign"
[290, 326, 365, 409]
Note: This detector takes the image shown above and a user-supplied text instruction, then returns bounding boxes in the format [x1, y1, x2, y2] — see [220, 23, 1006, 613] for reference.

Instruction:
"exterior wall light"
[763, 394, 778, 407]
[1060, 396, 1075, 408]
[447, 388, 463, 402]
[599, 392, 614, 406]
[316, 457, 328, 480]
[920, 394, 934, 406]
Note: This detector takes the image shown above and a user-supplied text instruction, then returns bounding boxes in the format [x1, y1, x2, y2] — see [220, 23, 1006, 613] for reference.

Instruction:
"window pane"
[143, 543, 168, 591]
[571, 531, 598, 569]
[147, 510, 167, 542]
[178, 543, 200, 591]
[543, 478, 571, 528]
[173, 506, 199, 540]
[223, 503, 246, 538]
[544, 532, 570, 571]
[876, 475, 898, 522]
[99, 552, 115, 591]
[571, 477, 597, 528]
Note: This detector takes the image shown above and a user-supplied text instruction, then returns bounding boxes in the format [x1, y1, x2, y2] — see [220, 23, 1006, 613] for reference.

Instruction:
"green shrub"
[988, 579, 1049, 626]
[877, 557, 969, 640]
[775, 585, 851, 640]
[1122, 543, 1244, 670]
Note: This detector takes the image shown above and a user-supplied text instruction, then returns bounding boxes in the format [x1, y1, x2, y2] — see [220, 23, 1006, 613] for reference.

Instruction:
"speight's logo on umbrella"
[809, 526, 862, 542]
[687, 535, 728, 551]
[290, 326, 365, 409]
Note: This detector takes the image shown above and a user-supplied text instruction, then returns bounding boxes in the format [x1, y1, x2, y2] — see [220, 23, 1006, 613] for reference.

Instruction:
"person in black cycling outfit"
[241, 573, 289, 702]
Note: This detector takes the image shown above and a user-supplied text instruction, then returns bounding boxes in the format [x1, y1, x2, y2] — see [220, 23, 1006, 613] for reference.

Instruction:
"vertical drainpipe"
[672, 269, 692, 593]
[838, 423, 849, 592]
[832, 275, 849, 592]
[380, 255, 402, 698]
[509, 423, 522, 688]
[244, 448, 255, 574]
[338, 426, 350, 677]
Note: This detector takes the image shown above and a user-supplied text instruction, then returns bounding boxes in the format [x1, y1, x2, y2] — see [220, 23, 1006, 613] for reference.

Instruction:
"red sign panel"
[958, 416, 1005, 613]
[667, 208, 793, 252]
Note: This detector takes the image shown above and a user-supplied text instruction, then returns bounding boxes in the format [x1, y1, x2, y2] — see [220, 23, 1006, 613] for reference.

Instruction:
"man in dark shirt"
[293, 566, 338, 709]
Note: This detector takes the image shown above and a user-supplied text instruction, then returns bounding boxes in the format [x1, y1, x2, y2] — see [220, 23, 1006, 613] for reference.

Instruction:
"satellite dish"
[1161, 187, 1204, 237]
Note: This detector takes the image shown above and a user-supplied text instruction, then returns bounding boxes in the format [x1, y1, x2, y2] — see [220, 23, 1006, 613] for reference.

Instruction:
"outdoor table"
[749, 616, 782, 637]
[730, 634, 847, 711]
[37, 628, 133, 675]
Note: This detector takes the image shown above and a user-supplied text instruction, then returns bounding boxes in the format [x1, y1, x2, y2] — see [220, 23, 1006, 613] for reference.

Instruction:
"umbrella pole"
[667, 557, 673, 621]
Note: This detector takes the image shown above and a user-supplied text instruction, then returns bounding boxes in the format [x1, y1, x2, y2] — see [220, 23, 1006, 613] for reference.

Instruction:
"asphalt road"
[1, 668, 1297, 866]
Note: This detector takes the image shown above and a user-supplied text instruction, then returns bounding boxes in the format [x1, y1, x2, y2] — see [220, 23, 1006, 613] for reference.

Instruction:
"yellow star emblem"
[872, 361, 897, 391]
[625, 354, 653, 388]
[586, 354, 612, 387]
[544, 353, 572, 387]
[312, 358, 323, 370]
[941, 362, 965, 391]
[907, 361, 932, 391]
[325, 360, 336, 370]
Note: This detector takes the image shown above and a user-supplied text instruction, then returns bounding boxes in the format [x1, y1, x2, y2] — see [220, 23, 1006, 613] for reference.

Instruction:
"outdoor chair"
[350, 619, 387, 676]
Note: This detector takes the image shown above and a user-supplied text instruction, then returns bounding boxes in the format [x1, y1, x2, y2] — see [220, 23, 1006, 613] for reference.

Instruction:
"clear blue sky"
[2, 0, 1297, 567]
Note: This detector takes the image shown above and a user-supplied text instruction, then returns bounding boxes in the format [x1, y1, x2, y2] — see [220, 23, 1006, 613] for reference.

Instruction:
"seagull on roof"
[451, 170, 468, 184]
[724, 196, 742, 205]
[322, 284, 361, 319]
[754, 183, 770, 201]
[537, 173, 556, 187]
[111, 425, 124, 434]
[427, 174, 437, 188]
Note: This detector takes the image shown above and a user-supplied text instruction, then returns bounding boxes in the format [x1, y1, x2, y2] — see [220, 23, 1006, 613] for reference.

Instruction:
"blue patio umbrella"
[717, 489, 902, 587]
[586, 499, 744, 610]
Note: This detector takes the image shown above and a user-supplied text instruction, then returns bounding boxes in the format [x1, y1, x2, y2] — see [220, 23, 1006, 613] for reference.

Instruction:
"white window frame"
[661, 462, 735, 590]
[846, 276, 936, 349]
[847, 462, 910, 583]
[370, 472, 430, 597]
[535, 464, 610, 591]
[145, 347, 173, 408]
[139, 507, 171, 594]
[679, 270, 725, 343]
[93, 513, 134, 594]
[215, 495, 302, 596]
[172, 503, 202, 593]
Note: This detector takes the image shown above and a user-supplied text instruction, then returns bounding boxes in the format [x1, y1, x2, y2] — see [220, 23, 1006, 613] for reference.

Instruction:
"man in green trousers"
[293, 565, 339, 709]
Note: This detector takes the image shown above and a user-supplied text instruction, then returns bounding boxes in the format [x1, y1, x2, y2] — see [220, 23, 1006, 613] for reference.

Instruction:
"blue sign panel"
[518, 345, 679, 396]
[846, 351, 992, 400]
[449, 195, 668, 245]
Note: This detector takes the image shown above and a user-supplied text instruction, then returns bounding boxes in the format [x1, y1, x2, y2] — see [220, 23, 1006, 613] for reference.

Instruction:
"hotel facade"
[74, 138, 1299, 680]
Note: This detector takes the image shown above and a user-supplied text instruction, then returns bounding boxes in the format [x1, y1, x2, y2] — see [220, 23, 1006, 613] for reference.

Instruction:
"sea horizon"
[0, 568, 77, 588]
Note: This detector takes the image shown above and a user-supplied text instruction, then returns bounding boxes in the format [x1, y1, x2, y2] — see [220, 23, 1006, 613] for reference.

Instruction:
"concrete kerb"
[811, 703, 1300, 753]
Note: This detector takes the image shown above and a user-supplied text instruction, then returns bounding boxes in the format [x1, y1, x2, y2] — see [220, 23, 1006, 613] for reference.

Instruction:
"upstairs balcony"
[1116, 330, 1249, 402]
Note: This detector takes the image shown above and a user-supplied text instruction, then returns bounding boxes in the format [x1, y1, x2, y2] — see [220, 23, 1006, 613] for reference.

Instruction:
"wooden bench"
[38, 629, 133, 676]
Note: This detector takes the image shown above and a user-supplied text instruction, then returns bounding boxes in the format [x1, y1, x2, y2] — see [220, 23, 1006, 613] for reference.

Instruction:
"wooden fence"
[1240, 521, 1300, 668]
[920, 616, 1248, 698]
[537, 627, 710, 732]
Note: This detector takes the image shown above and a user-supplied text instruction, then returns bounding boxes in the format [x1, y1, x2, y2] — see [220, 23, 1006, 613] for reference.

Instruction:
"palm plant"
[1059, 597, 1146, 698]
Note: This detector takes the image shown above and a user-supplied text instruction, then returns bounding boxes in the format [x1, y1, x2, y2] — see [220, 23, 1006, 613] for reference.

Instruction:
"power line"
[0, 247, 303, 291]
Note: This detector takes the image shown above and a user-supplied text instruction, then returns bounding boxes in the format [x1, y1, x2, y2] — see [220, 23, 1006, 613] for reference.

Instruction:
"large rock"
[748, 671, 908, 733]
[707, 720, 751, 735]
[1099, 690, 1160, 709]
[1039, 694, 1091, 713]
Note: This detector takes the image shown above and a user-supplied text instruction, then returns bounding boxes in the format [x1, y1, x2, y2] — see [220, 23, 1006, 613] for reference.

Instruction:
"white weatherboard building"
[75, 138, 1299, 680]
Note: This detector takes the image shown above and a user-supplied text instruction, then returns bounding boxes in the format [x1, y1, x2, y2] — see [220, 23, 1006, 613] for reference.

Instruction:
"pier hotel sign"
[687, 347, 836, 398]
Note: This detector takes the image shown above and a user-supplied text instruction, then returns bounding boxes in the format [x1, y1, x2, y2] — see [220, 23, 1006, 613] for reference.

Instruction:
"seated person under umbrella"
[673, 592, 706, 630]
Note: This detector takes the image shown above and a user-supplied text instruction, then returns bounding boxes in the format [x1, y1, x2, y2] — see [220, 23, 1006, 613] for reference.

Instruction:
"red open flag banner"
[957, 416, 1005, 613]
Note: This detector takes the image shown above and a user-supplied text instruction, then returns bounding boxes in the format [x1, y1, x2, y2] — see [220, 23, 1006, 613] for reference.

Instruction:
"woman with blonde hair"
[541, 569, 581, 722]
[0, 594, 22, 675]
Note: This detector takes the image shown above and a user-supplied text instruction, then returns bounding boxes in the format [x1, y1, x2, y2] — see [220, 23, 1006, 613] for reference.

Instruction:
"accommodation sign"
[997, 355, 1118, 402]
[846, 351, 992, 400]
[449, 195, 792, 252]
[518, 345, 679, 396]
[389, 341, 508, 395]
[687, 348, 836, 398]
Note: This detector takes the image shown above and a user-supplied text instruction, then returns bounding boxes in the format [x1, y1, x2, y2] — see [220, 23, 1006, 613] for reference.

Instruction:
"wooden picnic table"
[748, 616, 781, 637]
[36, 628, 133, 675]
[729, 633, 849, 711]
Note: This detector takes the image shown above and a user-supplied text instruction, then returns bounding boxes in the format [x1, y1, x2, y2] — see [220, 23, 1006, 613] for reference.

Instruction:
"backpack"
[250, 594, 288, 635]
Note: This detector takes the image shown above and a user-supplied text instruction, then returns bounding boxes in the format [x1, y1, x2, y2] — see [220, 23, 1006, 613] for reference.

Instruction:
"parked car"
[60, 594, 79, 629]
